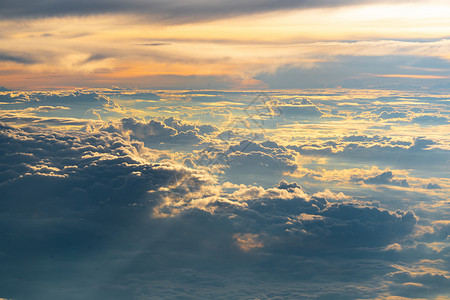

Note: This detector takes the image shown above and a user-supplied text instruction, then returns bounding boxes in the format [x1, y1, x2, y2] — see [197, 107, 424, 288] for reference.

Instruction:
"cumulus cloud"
[378, 111, 408, 120]
[0, 122, 429, 299]
[0, 91, 122, 121]
[1, 87, 449, 299]
[412, 114, 449, 125]
[387, 268, 450, 299]
[195, 139, 299, 185]
[426, 182, 442, 189]
[360, 170, 410, 187]
[0, 112, 101, 126]
[279, 102, 323, 119]
[288, 135, 449, 172]
[0, 122, 193, 208]
[1, 91, 111, 106]
[102, 117, 216, 149]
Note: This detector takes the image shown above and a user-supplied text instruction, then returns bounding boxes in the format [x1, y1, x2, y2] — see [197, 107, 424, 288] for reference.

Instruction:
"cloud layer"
[0, 87, 449, 299]
[0, 0, 417, 22]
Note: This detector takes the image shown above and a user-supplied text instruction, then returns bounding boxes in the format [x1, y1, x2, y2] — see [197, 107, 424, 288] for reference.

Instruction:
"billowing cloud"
[288, 135, 450, 173]
[102, 117, 216, 149]
[195, 139, 299, 185]
[359, 170, 410, 187]
[378, 111, 408, 120]
[412, 114, 449, 125]
[279, 102, 323, 119]
[1, 122, 435, 299]
[0, 86, 449, 299]
[0, 91, 122, 121]
[426, 182, 442, 189]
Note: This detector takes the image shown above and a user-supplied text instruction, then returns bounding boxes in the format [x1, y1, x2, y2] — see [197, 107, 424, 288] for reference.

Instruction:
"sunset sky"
[1, 1, 449, 300]
[1, 0, 450, 89]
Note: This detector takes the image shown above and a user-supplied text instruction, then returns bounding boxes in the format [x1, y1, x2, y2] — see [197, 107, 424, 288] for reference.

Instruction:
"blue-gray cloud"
[1, 123, 438, 299]
[0, 0, 418, 23]
[102, 117, 217, 149]
[0, 51, 37, 64]
[360, 170, 410, 187]
[256, 55, 450, 90]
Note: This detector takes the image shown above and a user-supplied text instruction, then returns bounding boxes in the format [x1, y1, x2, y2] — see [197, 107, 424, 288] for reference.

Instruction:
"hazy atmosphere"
[0, 0, 449, 299]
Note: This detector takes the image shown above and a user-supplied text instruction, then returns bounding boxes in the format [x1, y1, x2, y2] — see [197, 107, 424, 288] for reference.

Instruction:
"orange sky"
[1, 1, 450, 89]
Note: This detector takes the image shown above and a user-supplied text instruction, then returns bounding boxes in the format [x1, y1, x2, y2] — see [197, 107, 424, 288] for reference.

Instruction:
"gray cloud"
[1, 85, 449, 299]
[1, 122, 447, 299]
[426, 182, 442, 189]
[388, 271, 450, 299]
[279, 103, 323, 119]
[288, 136, 450, 173]
[102, 117, 216, 149]
[256, 55, 450, 90]
[378, 111, 408, 120]
[412, 114, 449, 125]
[0, 86, 12, 91]
[0, 0, 417, 23]
[360, 170, 410, 187]
[195, 139, 298, 185]
[0, 51, 37, 64]
[0, 113, 98, 126]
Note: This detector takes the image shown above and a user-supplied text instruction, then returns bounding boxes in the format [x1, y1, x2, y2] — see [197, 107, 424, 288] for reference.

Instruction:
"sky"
[1, 0, 450, 90]
[0, 1, 450, 300]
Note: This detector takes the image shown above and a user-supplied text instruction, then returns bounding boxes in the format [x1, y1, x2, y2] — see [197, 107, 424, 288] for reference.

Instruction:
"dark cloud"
[110, 91, 161, 100]
[426, 182, 442, 189]
[359, 170, 410, 187]
[1, 85, 449, 299]
[256, 55, 450, 90]
[136, 42, 171, 46]
[236, 180, 417, 250]
[279, 103, 323, 119]
[0, 113, 99, 126]
[1, 122, 447, 299]
[288, 136, 450, 173]
[0, 91, 123, 121]
[27, 105, 71, 112]
[0, 0, 417, 23]
[412, 114, 449, 125]
[378, 111, 408, 119]
[102, 117, 216, 149]
[0, 51, 37, 64]
[82, 54, 110, 63]
[0, 122, 216, 299]
[388, 271, 450, 299]
[196, 139, 298, 185]
[0, 91, 114, 107]
[0, 86, 12, 91]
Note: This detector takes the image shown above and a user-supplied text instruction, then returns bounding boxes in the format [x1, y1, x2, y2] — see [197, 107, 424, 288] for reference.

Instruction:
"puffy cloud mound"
[0, 91, 113, 107]
[0, 122, 204, 211]
[195, 139, 298, 184]
[102, 117, 216, 149]
[278, 100, 323, 119]
[360, 170, 410, 187]
[378, 111, 408, 119]
[156, 179, 417, 253]
[412, 114, 449, 125]
[426, 182, 442, 189]
[224, 181, 417, 250]
[0, 91, 122, 122]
